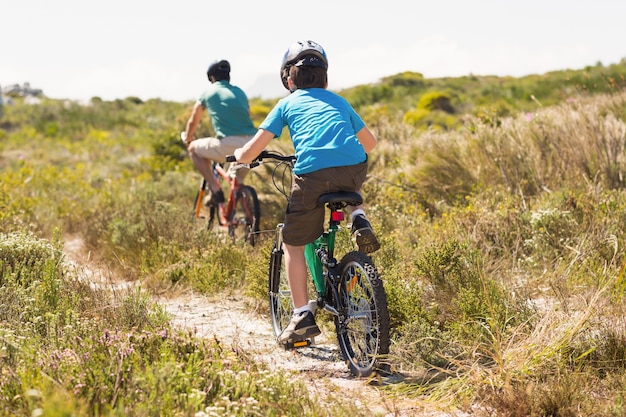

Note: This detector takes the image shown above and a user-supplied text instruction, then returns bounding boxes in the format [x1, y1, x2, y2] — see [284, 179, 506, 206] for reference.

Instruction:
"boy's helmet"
[280, 40, 328, 90]
[207, 59, 231, 80]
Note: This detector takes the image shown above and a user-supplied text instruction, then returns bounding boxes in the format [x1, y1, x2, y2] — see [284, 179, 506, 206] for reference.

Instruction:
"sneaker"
[351, 214, 380, 254]
[277, 311, 321, 345]
[205, 189, 225, 206]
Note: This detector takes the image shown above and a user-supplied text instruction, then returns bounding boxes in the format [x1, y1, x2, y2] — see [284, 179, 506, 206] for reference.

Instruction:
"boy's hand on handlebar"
[233, 148, 248, 164]
[226, 148, 263, 164]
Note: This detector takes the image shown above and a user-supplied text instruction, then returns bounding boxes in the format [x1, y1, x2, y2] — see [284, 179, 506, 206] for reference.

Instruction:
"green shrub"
[0, 231, 61, 286]
[141, 130, 190, 175]
[417, 91, 455, 113]
[415, 240, 530, 349]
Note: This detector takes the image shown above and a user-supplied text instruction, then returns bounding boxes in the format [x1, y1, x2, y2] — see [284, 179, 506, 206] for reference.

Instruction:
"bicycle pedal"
[282, 339, 312, 350]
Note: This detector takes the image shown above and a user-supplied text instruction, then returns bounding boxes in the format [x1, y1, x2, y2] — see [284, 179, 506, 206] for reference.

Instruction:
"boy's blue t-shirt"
[259, 88, 367, 175]
[198, 80, 258, 139]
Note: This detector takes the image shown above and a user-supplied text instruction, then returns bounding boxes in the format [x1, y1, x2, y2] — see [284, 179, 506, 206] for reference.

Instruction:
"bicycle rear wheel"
[335, 251, 390, 377]
[229, 185, 260, 246]
[268, 242, 292, 337]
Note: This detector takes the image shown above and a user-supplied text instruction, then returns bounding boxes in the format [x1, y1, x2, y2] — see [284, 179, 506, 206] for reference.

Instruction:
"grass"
[0, 231, 366, 417]
[1, 80, 626, 415]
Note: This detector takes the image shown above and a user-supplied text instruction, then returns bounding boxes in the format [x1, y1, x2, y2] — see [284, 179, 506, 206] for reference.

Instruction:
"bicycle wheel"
[335, 251, 390, 377]
[268, 242, 292, 337]
[229, 185, 260, 246]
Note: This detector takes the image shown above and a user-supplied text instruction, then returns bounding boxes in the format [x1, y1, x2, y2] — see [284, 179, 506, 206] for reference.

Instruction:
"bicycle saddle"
[318, 192, 363, 207]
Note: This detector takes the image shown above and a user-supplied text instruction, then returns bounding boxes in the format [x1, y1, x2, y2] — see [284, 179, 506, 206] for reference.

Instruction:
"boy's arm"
[233, 129, 274, 163]
[356, 126, 377, 153]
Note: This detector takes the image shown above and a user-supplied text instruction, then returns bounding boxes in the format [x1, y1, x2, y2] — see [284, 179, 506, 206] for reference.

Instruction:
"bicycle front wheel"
[230, 185, 260, 246]
[268, 242, 292, 338]
[335, 251, 390, 377]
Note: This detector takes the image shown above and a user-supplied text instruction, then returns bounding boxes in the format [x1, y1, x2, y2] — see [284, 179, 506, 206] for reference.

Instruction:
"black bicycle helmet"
[280, 40, 328, 90]
[207, 59, 231, 81]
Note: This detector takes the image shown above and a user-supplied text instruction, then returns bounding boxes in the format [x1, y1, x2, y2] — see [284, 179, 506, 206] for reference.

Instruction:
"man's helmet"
[280, 40, 328, 90]
[207, 59, 231, 81]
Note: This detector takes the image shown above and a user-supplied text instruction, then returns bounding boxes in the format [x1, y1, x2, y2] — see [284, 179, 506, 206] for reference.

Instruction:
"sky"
[2, 0, 625, 103]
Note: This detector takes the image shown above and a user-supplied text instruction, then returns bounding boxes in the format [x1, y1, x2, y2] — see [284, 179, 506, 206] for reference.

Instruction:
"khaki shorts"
[282, 160, 368, 246]
[190, 135, 252, 182]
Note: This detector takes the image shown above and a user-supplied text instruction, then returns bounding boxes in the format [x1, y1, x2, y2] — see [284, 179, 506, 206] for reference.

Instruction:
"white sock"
[293, 305, 311, 315]
[351, 208, 365, 221]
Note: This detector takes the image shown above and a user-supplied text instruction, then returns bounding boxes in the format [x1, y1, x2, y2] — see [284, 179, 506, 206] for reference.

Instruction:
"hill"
[336, 59, 626, 130]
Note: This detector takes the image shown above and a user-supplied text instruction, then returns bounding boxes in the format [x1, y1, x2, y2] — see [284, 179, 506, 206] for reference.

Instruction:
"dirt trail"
[63, 235, 461, 417]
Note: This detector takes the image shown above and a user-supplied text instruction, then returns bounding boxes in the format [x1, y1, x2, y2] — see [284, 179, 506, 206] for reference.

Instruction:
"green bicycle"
[229, 150, 390, 377]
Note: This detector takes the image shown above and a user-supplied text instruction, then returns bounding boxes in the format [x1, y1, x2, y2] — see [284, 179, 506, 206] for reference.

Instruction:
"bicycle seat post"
[328, 204, 345, 229]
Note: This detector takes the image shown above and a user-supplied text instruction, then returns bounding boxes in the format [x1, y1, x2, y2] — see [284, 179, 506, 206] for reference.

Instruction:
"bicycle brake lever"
[228, 163, 251, 172]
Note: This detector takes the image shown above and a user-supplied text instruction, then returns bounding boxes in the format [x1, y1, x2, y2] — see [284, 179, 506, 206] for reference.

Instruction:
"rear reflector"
[331, 211, 344, 222]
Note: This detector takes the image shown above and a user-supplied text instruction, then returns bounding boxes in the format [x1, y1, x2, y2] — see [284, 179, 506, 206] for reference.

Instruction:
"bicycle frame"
[185, 133, 260, 245]
[193, 160, 260, 246]
[304, 207, 343, 297]
[194, 162, 242, 225]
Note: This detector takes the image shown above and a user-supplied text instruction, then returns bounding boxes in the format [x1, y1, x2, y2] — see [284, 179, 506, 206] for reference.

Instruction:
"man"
[183, 59, 257, 204]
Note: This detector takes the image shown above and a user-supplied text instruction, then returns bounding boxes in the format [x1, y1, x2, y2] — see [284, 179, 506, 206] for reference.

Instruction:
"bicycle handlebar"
[225, 151, 295, 201]
[225, 150, 296, 167]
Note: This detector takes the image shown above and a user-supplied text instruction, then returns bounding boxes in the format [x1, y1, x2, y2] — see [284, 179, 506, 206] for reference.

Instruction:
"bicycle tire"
[268, 242, 292, 337]
[192, 189, 202, 218]
[335, 251, 390, 377]
[229, 185, 260, 246]
[207, 205, 216, 230]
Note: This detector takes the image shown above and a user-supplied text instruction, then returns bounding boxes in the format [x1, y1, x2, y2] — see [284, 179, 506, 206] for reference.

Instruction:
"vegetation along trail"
[5, 62, 626, 415]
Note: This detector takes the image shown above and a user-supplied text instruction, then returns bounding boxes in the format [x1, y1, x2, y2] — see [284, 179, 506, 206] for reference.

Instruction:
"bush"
[0, 231, 61, 286]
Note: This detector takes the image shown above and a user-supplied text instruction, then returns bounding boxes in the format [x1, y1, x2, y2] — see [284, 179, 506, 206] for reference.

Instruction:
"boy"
[233, 40, 379, 344]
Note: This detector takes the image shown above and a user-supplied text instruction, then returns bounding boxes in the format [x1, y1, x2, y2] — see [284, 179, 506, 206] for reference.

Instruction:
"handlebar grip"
[225, 155, 237, 163]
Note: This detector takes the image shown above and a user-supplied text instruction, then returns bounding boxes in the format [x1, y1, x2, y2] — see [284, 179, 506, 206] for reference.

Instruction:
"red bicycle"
[183, 133, 260, 246]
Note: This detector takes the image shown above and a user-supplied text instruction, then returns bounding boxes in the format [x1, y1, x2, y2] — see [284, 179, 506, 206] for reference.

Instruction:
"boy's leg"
[347, 202, 380, 254]
[278, 243, 321, 344]
[283, 244, 308, 309]
[277, 171, 327, 345]
[324, 162, 380, 254]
